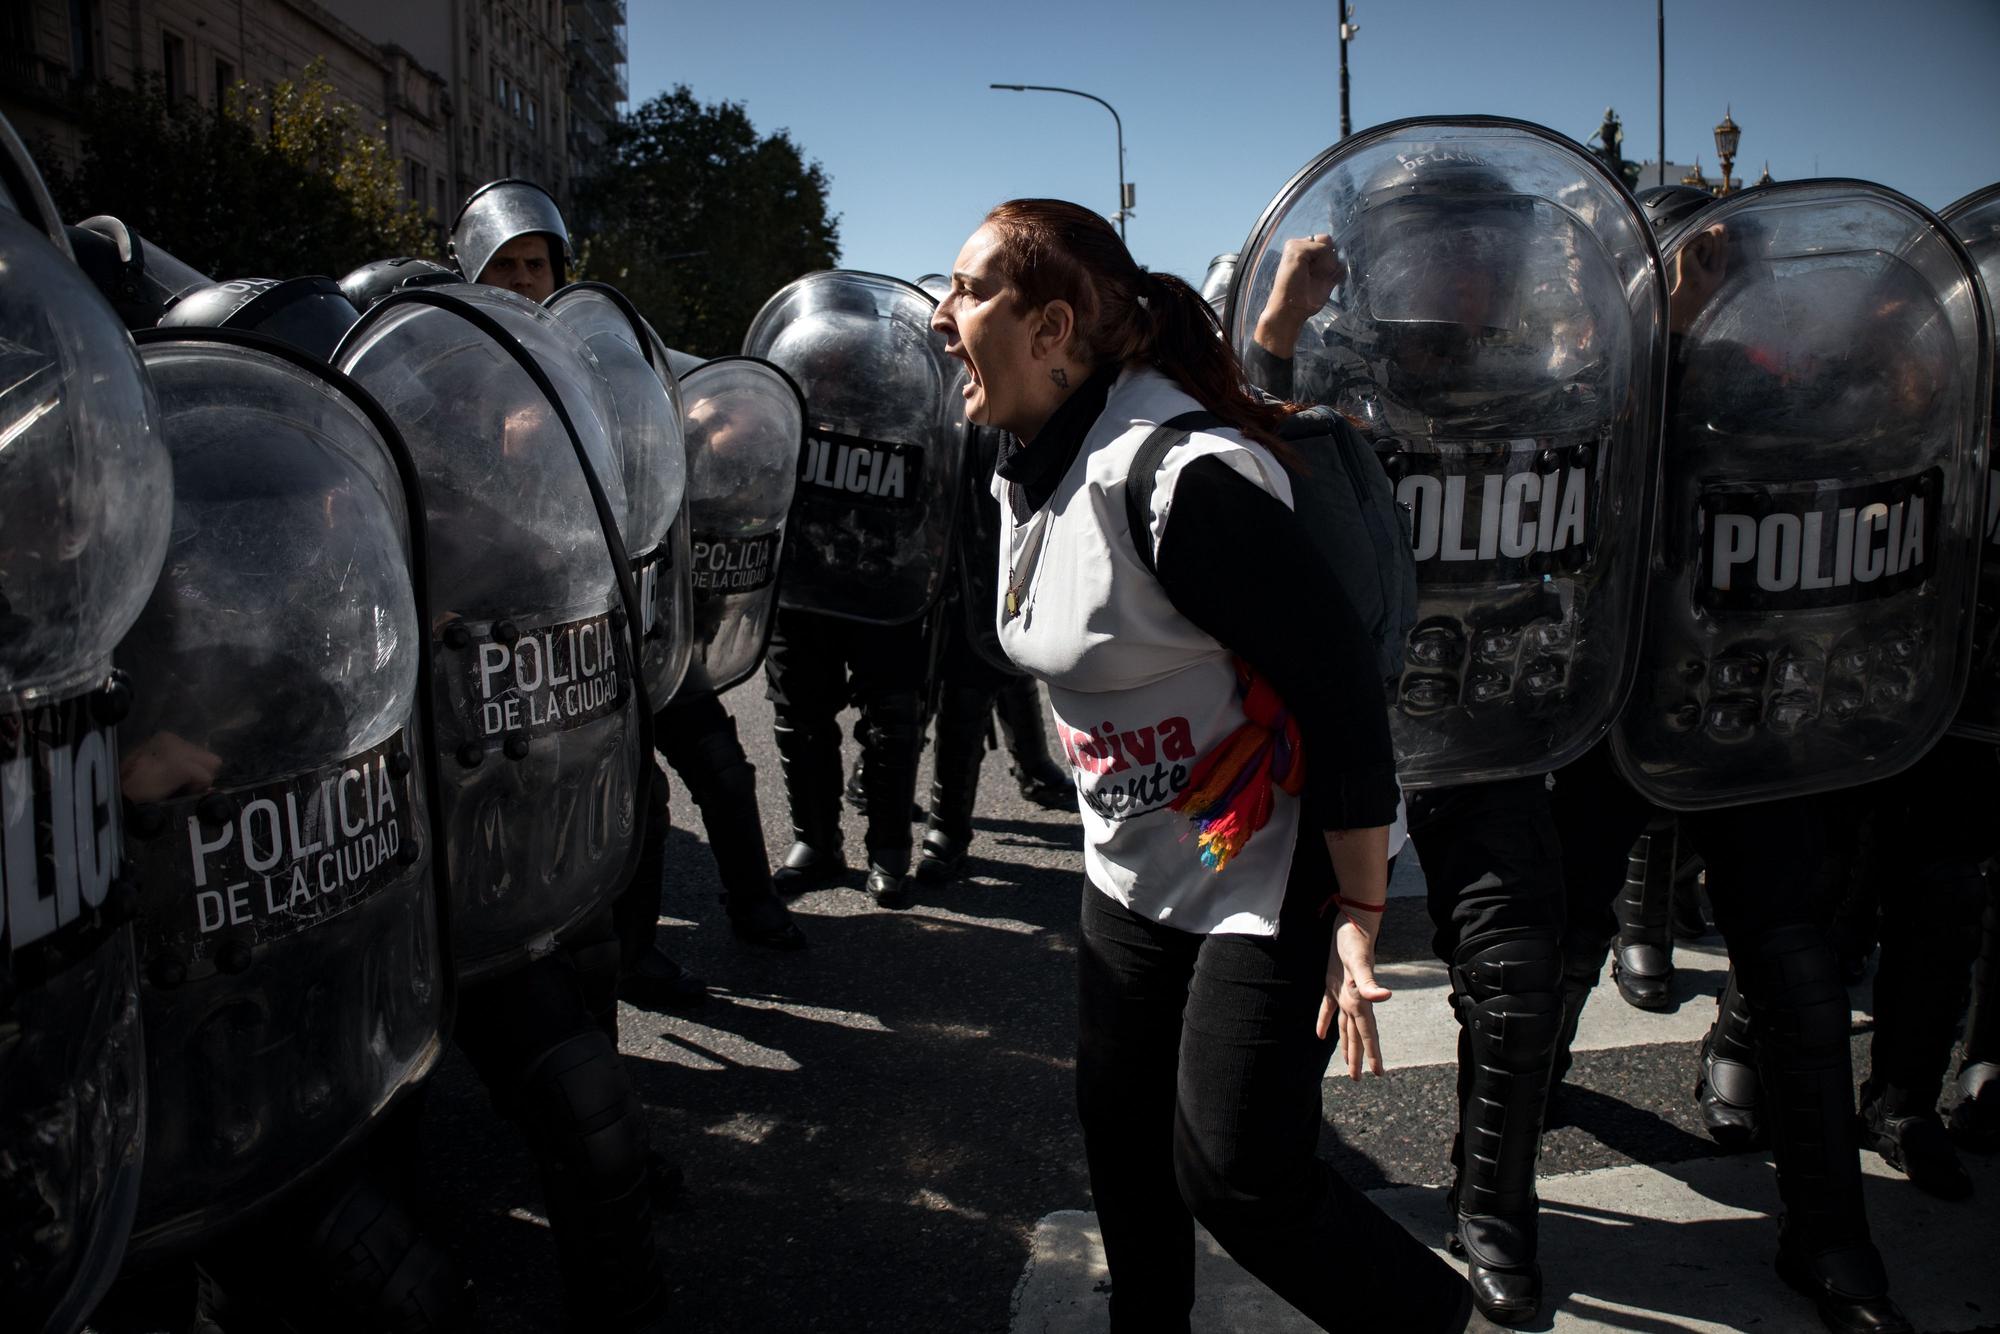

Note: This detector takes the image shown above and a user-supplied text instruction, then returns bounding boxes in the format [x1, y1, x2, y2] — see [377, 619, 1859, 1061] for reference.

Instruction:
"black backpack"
[1123, 408, 1417, 684]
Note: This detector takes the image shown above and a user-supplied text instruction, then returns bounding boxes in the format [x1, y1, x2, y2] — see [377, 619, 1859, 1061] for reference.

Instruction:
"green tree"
[42, 59, 432, 282]
[578, 86, 840, 357]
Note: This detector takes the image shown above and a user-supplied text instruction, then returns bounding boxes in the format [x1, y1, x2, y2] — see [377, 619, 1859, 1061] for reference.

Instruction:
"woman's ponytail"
[1136, 269, 1292, 446]
[983, 199, 1295, 447]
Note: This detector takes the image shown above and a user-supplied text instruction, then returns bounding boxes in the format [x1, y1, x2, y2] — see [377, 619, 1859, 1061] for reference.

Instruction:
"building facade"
[563, 0, 625, 192]
[0, 0, 625, 242]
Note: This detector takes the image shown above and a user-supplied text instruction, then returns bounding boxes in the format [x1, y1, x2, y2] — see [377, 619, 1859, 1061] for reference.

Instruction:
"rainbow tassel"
[1168, 659, 1306, 873]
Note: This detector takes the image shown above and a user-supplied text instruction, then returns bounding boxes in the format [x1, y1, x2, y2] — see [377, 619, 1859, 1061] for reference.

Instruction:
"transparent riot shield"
[117, 330, 448, 1256]
[1614, 181, 1990, 808]
[0, 189, 172, 1332]
[1942, 182, 2000, 743]
[743, 271, 965, 624]
[335, 283, 650, 981]
[674, 356, 805, 694]
[547, 282, 693, 706]
[1224, 118, 1668, 787]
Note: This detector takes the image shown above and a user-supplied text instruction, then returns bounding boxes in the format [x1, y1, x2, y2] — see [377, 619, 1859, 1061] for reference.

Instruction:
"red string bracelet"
[1318, 892, 1388, 920]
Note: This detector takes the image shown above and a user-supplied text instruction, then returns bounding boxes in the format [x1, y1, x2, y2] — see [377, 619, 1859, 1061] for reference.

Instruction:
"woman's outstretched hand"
[1318, 915, 1392, 1078]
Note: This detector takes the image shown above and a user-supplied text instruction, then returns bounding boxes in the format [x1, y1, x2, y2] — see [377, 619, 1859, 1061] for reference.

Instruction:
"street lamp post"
[1339, 5, 1359, 140]
[1713, 107, 1741, 197]
[990, 83, 1131, 239]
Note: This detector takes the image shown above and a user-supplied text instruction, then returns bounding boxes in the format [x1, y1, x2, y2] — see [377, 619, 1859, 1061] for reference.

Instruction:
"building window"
[68, 0, 97, 81]
[213, 58, 235, 107]
[406, 158, 424, 202]
[436, 172, 448, 212]
[512, 86, 521, 117]
[161, 30, 188, 100]
[494, 69, 504, 106]
[526, 97, 536, 130]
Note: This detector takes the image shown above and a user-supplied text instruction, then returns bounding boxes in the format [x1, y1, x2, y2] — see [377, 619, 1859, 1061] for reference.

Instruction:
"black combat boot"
[1695, 964, 1763, 1150]
[861, 691, 925, 909]
[1741, 924, 1913, 1334]
[1858, 1079, 1971, 1199]
[1952, 885, 2000, 1151]
[1446, 929, 1562, 1326]
[1611, 817, 1677, 1010]
[993, 673, 1073, 809]
[770, 716, 847, 894]
[917, 685, 995, 886]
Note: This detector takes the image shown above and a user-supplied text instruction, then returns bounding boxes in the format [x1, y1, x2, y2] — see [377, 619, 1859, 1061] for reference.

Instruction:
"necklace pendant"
[1005, 589, 1019, 619]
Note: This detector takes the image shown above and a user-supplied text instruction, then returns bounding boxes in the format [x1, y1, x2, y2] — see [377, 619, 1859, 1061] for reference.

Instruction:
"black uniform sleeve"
[1154, 453, 1398, 830]
[1242, 342, 1297, 400]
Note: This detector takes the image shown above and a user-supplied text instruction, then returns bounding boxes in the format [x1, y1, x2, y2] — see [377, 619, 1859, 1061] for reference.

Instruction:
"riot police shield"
[119, 329, 448, 1256]
[913, 273, 951, 301]
[1614, 181, 1989, 808]
[1942, 182, 2000, 742]
[742, 270, 965, 624]
[335, 283, 650, 981]
[547, 282, 694, 706]
[448, 178, 572, 286]
[160, 277, 362, 361]
[1224, 118, 1668, 786]
[674, 355, 805, 694]
[0, 122, 172, 1332]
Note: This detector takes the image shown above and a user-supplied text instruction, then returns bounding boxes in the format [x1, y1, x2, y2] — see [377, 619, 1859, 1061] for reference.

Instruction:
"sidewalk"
[1010, 1154, 2000, 1333]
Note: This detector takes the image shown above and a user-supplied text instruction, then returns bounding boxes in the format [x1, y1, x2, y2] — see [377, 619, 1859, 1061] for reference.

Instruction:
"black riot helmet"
[1635, 184, 1716, 239]
[448, 178, 571, 289]
[159, 276, 362, 362]
[339, 256, 460, 312]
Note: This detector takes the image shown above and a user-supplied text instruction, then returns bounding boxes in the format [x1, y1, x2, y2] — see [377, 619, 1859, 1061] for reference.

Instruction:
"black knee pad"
[664, 707, 757, 804]
[521, 1031, 652, 1206]
[1452, 928, 1565, 1070]
[859, 690, 925, 750]
[1735, 922, 1850, 1065]
[306, 1176, 473, 1334]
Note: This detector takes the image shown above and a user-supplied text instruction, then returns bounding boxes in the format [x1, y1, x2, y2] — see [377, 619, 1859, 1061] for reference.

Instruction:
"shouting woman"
[931, 199, 1473, 1333]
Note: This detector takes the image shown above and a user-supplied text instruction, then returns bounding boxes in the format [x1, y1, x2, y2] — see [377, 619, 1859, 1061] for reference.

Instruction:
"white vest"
[995, 366, 1300, 936]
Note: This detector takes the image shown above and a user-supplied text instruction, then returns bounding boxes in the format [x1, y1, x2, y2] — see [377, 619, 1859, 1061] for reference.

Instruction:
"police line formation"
[1, 106, 1996, 1334]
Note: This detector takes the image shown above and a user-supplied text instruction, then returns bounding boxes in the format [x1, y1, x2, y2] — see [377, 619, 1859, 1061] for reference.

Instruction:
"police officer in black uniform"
[743, 272, 967, 911]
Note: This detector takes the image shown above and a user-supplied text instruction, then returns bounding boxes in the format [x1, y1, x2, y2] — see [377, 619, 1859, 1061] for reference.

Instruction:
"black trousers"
[764, 608, 930, 856]
[613, 688, 773, 965]
[1405, 776, 1567, 963]
[764, 607, 932, 715]
[1075, 840, 1468, 1334]
[1851, 738, 1998, 1105]
[1554, 742, 1827, 948]
[455, 913, 665, 1326]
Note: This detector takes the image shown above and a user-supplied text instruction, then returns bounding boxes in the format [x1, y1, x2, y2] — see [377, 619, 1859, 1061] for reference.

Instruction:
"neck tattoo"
[1049, 367, 1069, 389]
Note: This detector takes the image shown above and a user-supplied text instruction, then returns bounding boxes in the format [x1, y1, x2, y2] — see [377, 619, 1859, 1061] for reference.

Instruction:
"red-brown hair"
[982, 198, 1292, 446]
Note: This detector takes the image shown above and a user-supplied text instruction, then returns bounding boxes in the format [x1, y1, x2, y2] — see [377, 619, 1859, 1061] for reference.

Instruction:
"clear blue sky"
[629, 0, 2000, 286]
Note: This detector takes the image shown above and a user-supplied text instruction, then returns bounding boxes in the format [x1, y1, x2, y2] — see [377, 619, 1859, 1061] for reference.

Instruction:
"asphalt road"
[411, 679, 1997, 1333]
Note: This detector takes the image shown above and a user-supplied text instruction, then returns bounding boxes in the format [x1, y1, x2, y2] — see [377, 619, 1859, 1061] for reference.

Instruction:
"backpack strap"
[1124, 410, 1222, 576]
